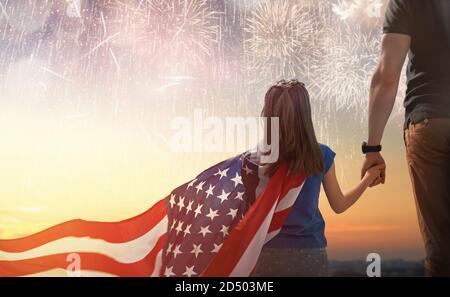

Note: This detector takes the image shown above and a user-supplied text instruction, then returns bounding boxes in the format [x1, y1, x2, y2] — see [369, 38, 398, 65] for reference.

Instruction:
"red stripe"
[0, 199, 167, 253]
[267, 180, 305, 233]
[278, 172, 306, 199]
[202, 165, 305, 276]
[268, 208, 291, 233]
[0, 234, 166, 277]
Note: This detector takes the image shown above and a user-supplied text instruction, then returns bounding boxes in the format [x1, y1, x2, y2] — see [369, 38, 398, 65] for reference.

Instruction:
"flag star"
[235, 191, 245, 201]
[217, 190, 230, 204]
[206, 208, 219, 221]
[172, 244, 182, 259]
[186, 200, 193, 214]
[214, 168, 229, 180]
[169, 194, 176, 208]
[182, 265, 197, 277]
[231, 172, 243, 187]
[194, 203, 203, 218]
[167, 243, 173, 254]
[195, 181, 205, 194]
[227, 208, 238, 219]
[171, 219, 177, 230]
[205, 184, 215, 198]
[220, 225, 229, 237]
[183, 224, 191, 237]
[243, 165, 253, 175]
[175, 221, 184, 235]
[164, 266, 175, 277]
[177, 196, 185, 212]
[187, 178, 197, 190]
[199, 225, 212, 238]
[190, 243, 203, 258]
[212, 243, 222, 253]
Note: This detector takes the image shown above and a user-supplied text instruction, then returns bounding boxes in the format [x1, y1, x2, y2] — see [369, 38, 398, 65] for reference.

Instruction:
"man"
[361, 0, 450, 276]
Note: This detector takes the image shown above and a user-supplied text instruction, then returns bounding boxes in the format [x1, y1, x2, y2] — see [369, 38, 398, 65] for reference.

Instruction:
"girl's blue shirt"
[265, 144, 336, 249]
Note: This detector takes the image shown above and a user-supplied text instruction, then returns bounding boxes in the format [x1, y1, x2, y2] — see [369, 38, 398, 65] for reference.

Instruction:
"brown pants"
[404, 118, 450, 276]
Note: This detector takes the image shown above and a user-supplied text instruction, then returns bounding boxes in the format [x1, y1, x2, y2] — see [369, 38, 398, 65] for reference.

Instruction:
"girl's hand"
[363, 165, 384, 185]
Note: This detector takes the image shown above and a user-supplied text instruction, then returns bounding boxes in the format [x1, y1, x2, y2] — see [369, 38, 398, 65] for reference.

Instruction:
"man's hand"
[361, 153, 386, 187]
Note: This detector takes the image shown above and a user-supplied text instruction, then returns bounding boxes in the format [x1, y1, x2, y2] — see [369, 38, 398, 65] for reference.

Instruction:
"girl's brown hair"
[262, 79, 324, 177]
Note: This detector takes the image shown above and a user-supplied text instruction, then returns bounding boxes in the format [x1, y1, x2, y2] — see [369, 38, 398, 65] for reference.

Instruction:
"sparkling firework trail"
[80, 31, 121, 60]
[108, 0, 219, 73]
[40, 66, 72, 82]
[243, 0, 319, 83]
[311, 25, 381, 114]
[0, 2, 9, 21]
[108, 48, 120, 73]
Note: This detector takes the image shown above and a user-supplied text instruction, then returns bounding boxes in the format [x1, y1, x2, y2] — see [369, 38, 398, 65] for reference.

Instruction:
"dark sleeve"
[383, 0, 412, 35]
[323, 146, 336, 174]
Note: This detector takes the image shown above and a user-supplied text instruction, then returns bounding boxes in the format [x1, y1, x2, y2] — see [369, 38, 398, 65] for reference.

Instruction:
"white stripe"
[264, 229, 280, 244]
[229, 182, 304, 276]
[266, 183, 304, 244]
[229, 202, 278, 277]
[275, 183, 304, 212]
[22, 249, 164, 277]
[150, 249, 163, 277]
[0, 216, 168, 264]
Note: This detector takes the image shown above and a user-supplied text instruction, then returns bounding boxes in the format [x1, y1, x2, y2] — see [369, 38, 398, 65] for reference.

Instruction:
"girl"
[252, 79, 382, 277]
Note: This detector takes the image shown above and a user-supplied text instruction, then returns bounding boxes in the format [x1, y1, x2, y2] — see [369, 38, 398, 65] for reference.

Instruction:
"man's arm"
[361, 33, 410, 186]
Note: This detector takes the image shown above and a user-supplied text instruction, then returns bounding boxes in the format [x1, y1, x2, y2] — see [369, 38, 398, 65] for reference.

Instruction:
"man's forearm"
[367, 72, 398, 146]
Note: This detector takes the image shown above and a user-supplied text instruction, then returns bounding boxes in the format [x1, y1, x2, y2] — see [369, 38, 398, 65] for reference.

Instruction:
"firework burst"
[310, 25, 381, 114]
[243, 0, 319, 84]
[107, 0, 219, 74]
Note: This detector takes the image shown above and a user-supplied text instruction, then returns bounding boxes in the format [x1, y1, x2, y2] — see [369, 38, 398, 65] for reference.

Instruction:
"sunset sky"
[0, 0, 424, 261]
[0, 100, 424, 261]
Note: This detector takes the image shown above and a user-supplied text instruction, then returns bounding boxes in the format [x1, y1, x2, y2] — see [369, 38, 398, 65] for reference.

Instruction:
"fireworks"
[243, 0, 319, 83]
[0, 0, 405, 152]
[145, 0, 219, 69]
[107, 0, 219, 74]
[310, 25, 381, 114]
[0, 0, 51, 34]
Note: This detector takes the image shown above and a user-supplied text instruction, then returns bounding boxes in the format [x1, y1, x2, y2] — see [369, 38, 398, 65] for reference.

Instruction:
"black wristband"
[362, 141, 382, 154]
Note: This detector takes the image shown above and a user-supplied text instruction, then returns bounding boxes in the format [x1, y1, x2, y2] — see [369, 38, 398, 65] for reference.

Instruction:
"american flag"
[0, 153, 306, 276]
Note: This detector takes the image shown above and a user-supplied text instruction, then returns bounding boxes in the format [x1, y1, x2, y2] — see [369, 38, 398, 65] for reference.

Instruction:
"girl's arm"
[322, 162, 382, 214]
